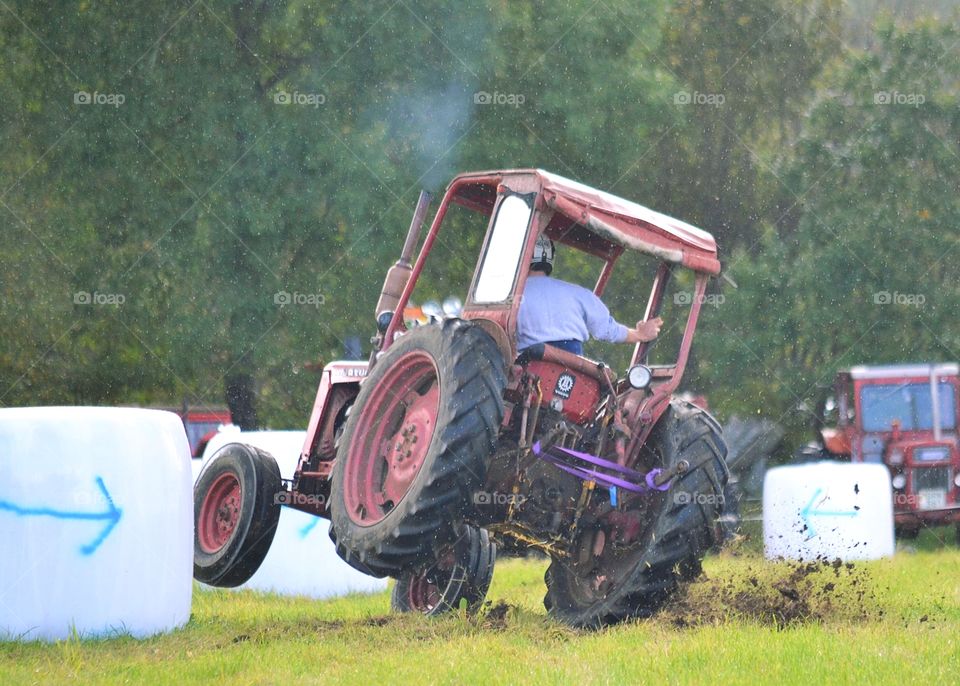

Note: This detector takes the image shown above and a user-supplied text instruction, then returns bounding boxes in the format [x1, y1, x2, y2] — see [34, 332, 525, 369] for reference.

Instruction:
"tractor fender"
[620, 393, 723, 469]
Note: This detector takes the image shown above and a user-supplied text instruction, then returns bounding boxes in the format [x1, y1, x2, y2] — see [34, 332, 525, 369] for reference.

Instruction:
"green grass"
[3, 541, 959, 685]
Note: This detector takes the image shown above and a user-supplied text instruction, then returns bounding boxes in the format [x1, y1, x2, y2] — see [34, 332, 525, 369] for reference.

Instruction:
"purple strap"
[532, 442, 672, 493]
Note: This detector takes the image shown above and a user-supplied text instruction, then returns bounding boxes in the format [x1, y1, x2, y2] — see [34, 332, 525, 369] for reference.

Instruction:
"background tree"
[654, 0, 843, 249]
[1, 1, 956, 447]
[692, 19, 960, 447]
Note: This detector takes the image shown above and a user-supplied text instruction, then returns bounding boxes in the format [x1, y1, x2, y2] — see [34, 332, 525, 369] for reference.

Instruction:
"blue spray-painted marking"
[0, 476, 122, 555]
[299, 516, 320, 538]
[800, 487, 858, 540]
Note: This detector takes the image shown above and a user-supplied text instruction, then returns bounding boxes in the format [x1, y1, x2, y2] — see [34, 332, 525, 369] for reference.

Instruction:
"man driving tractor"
[518, 235, 664, 355]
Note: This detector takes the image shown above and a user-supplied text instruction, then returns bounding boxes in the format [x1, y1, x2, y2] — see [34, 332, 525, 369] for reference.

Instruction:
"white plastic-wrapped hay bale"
[0, 407, 193, 641]
[763, 461, 894, 561]
[198, 430, 387, 598]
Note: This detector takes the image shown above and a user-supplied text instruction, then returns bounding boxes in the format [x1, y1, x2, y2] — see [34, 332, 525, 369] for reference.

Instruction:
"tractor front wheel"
[193, 443, 282, 587]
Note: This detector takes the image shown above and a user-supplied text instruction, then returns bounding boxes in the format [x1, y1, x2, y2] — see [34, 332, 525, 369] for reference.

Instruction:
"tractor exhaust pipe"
[375, 190, 433, 320]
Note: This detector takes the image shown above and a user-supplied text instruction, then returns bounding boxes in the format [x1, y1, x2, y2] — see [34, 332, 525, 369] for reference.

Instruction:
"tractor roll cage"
[444, 169, 720, 273]
[382, 169, 720, 373]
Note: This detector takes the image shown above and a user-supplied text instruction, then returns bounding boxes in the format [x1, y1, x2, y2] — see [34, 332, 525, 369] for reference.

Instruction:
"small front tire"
[193, 443, 282, 587]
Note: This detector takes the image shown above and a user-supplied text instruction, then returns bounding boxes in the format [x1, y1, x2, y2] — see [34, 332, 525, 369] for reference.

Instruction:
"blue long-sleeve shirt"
[517, 275, 629, 351]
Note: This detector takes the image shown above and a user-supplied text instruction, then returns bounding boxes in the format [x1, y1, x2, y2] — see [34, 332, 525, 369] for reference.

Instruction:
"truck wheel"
[194, 443, 282, 587]
[329, 318, 505, 577]
[544, 400, 728, 627]
[391, 527, 496, 616]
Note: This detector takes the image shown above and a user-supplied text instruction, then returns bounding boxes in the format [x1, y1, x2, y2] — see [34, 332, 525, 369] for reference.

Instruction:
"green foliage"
[0, 2, 957, 440]
[0, 0, 678, 424]
[657, 0, 844, 247]
[692, 19, 960, 445]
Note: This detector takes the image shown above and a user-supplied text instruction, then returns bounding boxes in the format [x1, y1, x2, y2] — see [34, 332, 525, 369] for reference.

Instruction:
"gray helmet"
[531, 234, 555, 275]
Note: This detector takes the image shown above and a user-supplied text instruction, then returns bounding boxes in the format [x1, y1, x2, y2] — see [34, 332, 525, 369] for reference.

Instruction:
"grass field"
[3, 529, 959, 685]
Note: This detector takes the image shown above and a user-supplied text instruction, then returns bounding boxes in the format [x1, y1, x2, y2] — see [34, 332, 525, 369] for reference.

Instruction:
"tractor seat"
[515, 343, 616, 387]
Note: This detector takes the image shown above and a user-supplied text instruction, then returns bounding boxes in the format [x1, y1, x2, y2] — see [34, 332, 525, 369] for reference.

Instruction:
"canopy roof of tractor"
[447, 168, 721, 274]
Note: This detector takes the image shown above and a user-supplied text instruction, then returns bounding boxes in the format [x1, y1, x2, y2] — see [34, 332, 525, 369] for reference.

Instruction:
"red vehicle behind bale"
[145, 404, 233, 458]
[815, 364, 960, 541]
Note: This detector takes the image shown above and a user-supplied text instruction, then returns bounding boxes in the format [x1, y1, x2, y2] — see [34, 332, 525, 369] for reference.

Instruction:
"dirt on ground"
[473, 553, 885, 633]
[659, 556, 881, 630]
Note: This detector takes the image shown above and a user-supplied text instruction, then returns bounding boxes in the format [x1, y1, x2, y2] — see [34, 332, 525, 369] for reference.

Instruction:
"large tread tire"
[329, 318, 506, 577]
[544, 400, 728, 627]
[391, 527, 496, 616]
[193, 443, 282, 587]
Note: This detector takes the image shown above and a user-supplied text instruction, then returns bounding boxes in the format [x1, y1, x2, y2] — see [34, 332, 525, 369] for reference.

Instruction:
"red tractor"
[807, 364, 960, 541]
[193, 169, 729, 626]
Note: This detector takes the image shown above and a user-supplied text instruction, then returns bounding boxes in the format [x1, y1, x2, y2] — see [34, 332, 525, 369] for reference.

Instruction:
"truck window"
[860, 382, 957, 432]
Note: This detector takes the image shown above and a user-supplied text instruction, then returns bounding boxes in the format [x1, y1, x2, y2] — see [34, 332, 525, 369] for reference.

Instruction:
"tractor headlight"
[892, 473, 907, 490]
[954, 473, 960, 488]
[377, 311, 394, 333]
[628, 364, 652, 390]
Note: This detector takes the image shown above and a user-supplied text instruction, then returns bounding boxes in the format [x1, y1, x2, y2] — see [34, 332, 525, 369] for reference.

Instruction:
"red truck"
[815, 363, 960, 541]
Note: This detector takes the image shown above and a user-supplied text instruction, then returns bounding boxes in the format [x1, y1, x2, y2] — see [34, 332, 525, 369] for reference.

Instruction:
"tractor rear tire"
[329, 318, 505, 577]
[193, 443, 282, 587]
[544, 400, 728, 627]
[391, 526, 496, 616]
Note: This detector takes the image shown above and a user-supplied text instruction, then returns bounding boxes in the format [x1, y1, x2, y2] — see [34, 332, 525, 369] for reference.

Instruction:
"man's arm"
[581, 287, 662, 345]
[581, 291, 630, 343]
